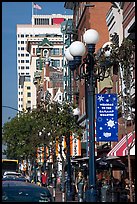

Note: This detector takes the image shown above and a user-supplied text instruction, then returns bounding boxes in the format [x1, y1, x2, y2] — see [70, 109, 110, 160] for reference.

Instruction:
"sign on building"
[96, 94, 118, 142]
[70, 133, 81, 157]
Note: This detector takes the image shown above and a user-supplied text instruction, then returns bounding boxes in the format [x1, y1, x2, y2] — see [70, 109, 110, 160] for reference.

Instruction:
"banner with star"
[96, 94, 118, 142]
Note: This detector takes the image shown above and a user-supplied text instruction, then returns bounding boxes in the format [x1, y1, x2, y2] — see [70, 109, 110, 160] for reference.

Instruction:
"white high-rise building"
[16, 14, 73, 112]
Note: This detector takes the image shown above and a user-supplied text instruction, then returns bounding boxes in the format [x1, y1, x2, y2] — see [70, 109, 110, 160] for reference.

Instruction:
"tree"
[2, 102, 83, 165]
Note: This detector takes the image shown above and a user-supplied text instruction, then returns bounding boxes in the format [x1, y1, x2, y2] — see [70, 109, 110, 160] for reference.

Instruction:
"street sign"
[96, 94, 118, 142]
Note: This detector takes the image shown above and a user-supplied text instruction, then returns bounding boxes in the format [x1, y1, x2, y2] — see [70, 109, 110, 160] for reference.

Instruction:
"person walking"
[25, 172, 31, 182]
[37, 167, 41, 183]
[41, 170, 48, 187]
[75, 171, 85, 202]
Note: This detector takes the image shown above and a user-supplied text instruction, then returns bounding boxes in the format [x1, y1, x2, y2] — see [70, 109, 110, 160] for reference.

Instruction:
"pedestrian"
[41, 170, 48, 187]
[96, 177, 102, 202]
[83, 176, 89, 202]
[75, 171, 84, 202]
[25, 172, 30, 182]
[37, 167, 41, 183]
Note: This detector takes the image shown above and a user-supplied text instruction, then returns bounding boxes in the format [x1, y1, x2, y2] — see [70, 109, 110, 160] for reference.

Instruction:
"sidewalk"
[48, 186, 78, 202]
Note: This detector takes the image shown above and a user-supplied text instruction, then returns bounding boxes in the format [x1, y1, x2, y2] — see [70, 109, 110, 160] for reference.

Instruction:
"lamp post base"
[66, 191, 73, 202]
[85, 187, 97, 202]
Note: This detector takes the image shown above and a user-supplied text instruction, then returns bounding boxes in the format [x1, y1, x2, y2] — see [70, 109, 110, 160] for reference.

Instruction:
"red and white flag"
[33, 3, 42, 10]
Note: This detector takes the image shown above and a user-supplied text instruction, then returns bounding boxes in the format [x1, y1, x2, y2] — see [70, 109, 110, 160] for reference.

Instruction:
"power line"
[2, 105, 23, 113]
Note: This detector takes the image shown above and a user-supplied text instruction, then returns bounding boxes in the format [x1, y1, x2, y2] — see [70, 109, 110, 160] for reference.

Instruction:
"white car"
[3, 171, 22, 178]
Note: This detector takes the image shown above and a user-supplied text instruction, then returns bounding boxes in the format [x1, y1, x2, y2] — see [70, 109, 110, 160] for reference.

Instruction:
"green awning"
[38, 38, 52, 47]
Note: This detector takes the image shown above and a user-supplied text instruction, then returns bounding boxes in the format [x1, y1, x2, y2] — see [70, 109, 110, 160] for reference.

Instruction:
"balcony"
[34, 71, 41, 79]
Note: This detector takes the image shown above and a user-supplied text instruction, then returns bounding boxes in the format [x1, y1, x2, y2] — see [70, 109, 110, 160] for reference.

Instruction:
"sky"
[2, 2, 73, 126]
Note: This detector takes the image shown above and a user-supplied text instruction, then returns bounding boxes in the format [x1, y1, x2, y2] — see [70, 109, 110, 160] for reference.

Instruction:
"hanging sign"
[96, 94, 118, 142]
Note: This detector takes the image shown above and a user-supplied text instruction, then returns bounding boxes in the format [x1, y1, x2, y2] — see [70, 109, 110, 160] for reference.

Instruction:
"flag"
[33, 3, 42, 10]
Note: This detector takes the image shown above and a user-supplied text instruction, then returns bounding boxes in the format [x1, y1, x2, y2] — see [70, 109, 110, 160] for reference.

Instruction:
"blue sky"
[2, 2, 73, 126]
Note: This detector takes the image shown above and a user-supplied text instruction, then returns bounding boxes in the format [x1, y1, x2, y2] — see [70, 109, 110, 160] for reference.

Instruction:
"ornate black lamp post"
[65, 106, 80, 202]
[65, 29, 112, 202]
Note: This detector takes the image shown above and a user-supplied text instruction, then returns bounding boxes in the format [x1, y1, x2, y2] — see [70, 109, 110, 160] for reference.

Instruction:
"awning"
[107, 131, 135, 156]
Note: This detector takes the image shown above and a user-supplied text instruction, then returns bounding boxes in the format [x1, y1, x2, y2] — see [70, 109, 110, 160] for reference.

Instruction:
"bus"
[2, 159, 19, 175]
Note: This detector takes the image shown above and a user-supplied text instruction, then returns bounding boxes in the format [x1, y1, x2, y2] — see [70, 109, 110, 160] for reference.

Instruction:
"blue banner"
[96, 94, 118, 142]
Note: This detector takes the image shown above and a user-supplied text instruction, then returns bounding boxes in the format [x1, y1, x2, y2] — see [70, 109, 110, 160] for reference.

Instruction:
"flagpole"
[32, 2, 33, 25]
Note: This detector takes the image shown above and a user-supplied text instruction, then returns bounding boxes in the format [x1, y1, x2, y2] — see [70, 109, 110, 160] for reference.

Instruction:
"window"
[21, 54, 24, 57]
[51, 48, 60, 55]
[21, 34, 24, 37]
[18, 54, 20, 57]
[44, 18, 49, 25]
[18, 47, 20, 50]
[62, 48, 64, 55]
[27, 87, 31, 90]
[26, 60, 29, 63]
[21, 73, 24, 75]
[21, 47, 24, 50]
[18, 66, 20, 69]
[21, 92, 23, 95]
[21, 66, 24, 69]
[21, 60, 24, 63]
[33, 48, 35, 55]
[43, 49, 48, 57]
[21, 98, 23, 101]
[27, 100, 31, 104]
[26, 73, 29, 75]
[27, 93, 31, 97]
[25, 76, 30, 82]
[52, 60, 60, 67]
[26, 34, 29, 37]
[26, 54, 29, 57]
[18, 60, 20, 63]
[21, 41, 24, 44]
[26, 66, 29, 69]
[18, 41, 20, 44]
[18, 34, 20, 37]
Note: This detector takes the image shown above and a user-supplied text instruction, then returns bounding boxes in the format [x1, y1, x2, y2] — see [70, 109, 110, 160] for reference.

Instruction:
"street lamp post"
[65, 29, 112, 202]
[44, 135, 46, 171]
[39, 130, 47, 172]
[66, 107, 80, 202]
[66, 131, 72, 201]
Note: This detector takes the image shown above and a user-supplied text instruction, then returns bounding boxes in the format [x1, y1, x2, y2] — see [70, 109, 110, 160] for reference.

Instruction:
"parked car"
[2, 176, 27, 182]
[2, 180, 53, 202]
[3, 171, 22, 178]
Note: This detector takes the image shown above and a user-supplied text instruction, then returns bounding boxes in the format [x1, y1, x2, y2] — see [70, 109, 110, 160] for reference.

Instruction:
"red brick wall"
[73, 2, 111, 112]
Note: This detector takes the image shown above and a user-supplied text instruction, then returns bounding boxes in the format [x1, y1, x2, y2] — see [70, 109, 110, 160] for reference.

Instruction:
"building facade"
[16, 14, 73, 112]
[106, 2, 135, 184]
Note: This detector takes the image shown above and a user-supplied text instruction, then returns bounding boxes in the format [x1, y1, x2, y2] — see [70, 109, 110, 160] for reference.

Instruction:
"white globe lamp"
[83, 29, 99, 45]
[65, 48, 74, 61]
[64, 47, 76, 71]
[102, 41, 112, 57]
[69, 41, 86, 66]
[69, 41, 86, 57]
